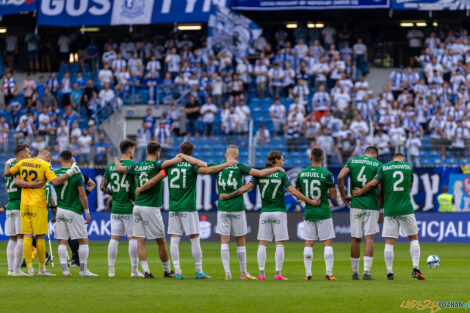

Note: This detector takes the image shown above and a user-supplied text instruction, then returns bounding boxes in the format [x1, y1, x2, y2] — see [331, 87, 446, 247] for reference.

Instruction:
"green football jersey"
[213, 162, 252, 212]
[345, 156, 382, 210]
[374, 161, 414, 217]
[296, 166, 335, 221]
[126, 160, 163, 207]
[54, 168, 85, 214]
[5, 160, 21, 210]
[45, 182, 52, 206]
[250, 170, 291, 212]
[104, 160, 135, 214]
[167, 161, 199, 212]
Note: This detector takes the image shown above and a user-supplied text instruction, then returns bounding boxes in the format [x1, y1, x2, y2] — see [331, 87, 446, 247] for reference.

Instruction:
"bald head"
[226, 145, 239, 160]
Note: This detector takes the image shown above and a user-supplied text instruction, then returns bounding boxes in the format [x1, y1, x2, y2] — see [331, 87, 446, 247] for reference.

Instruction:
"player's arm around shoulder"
[337, 166, 351, 206]
[135, 170, 167, 196]
[5, 158, 19, 177]
[198, 159, 238, 175]
[249, 166, 285, 177]
[287, 185, 321, 207]
[220, 181, 255, 200]
[14, 176, 44, 189]
[114, 157, 128, 173]
[161, 154, 184, 168]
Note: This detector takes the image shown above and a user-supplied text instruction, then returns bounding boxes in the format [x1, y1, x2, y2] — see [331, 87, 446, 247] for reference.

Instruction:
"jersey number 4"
[357, 166, 367, 187]
[110, 173, 130, 192]
[218, 170, 237, 191]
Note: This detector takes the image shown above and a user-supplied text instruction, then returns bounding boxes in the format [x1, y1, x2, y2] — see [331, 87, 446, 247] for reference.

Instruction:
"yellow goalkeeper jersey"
[10, 158, 57, 207]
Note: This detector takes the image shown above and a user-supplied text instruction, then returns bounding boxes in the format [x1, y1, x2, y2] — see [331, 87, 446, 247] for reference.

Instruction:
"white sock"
[257, 245, 267, 276]
[363, 256, 373, 274]
[324, 246, 334, 276]
[191, 237, 203, 274]
[108, 239, 119, 273]
[351, 257, 360, 274]
[58, 244, 69, 273]
[14, 239, 23, 272]
[7, 240, 16, 272]
[128, 239, 138, 274]
[275, 245, 284, 275]
[303, 247, 313, 276]
[141, 260, 150, 273]
[221, 244, 231, 275]
[384, 244, 394, 274]
[170, 237, 182, 274]
[162, 261, 171, 274]
[237, 246, 247, 275]
[410, 240, 420, 269]
[79, 245, 89, 272]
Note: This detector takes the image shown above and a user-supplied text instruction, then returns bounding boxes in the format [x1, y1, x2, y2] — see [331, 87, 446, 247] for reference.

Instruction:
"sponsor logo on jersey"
[261, 218, 280, 224]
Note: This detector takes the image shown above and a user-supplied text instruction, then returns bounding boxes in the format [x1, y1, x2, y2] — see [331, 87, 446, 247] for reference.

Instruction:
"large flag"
[207, 5, 262, 59]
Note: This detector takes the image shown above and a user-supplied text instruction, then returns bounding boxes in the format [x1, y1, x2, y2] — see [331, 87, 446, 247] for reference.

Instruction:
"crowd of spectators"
[1, 24, 470, 165]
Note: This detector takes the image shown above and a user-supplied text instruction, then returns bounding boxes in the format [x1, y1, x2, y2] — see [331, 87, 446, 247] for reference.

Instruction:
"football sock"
[363, 256, 373, 274]
[351, 257, 360, 274]
[324, 246, 334, 276]
[237, 246, 247, 275]
[79, 245, 89, 272]
[384, 244, 394, 273]
[36, 237, 46, 269]
[141, 260, 150, 273]
[221, 244, 231, 275]
[170, 237, 182, 274]
[257, 245, 266, 276]
[7, 240, 16, 272]
[14, 239, 23, 272]
[23, 236, 33, 270]
[162, 261, 171, 274]
[410, 240, 420, 269]
[303, 247, 313, 276]
[275, 245, 284, 275]
[128, 239, 138, 274]
[58, 244, 69, 273]
[190, 237, 203, 274]
[108, 239, 119, 273]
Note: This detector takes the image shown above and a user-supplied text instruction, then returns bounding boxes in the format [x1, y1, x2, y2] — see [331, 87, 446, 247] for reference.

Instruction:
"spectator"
[353, 38, 368, 76]
[200, 96, 218, 137]
[61, 72, 72, 107]
[303, 111, 321, 143]
[255, 124, 270, 146]
[25, 31, 40, 72]
[47, 72, 60, 96]
[285, 114, 301, 153]
[184, 95, 200, 137]
[4, 33, 18, 70]
[56, 120, 70, 152]
[235, 99, 251, 137]
[339, 132, 355, 162]
[269, 98, 286, 136]
[99, 83, 115, 106]
[268, 62, 284, 98]
[317, 128, 339, 164]
[92, 132, 111, 166]
[146, 72, 159, 105]
[31, 136, 47, 154]
[452, 120, 469, 161]
[102, 45, 117, 66]
[70, 83, 83, 110]
[136, 122, 152, 162]
[2, 71, 16, 106]
[165, 48, 181, 78]
[154, 122, 171, 159]
[57, 33, 71, 64]
[406, 132, 422, 166]
[407, 27, 424, 67]
[169, 104, 181, 137]
[254, 59, 268, 98]
[77, 128, 93, 166]
[374, 128, 391, 163]
[70, 121, 82, 140]
[221, 103, 238, 137]
[85, 38, 100, 72]
[0, 116, 9, 152]
[146, 54, 161, 78]
[321, 23, 336, 49]
[210, 73, 224, 107]
[312, 84, 330, 121]
[98, 63, 113, 87]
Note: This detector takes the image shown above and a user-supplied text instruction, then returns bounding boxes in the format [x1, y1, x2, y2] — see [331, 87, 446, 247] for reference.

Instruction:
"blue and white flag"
[392, 0, 470, 10]
[207, 5, 262, 59]
[111, 0, 155, 25]
[0, 0, 37, 15]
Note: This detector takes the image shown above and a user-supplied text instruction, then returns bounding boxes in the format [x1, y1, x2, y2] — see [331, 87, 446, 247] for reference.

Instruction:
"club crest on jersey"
[120, 0, 145, 19]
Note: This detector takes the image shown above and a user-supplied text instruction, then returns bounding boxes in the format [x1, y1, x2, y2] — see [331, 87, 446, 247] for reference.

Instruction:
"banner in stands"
[232, 0, 389, 10]
[37, 0, 229, 26]
[448, 174, 470, 212]
[1, 212, 469, 242]
[391, 0, 470, 10]
[207, 5, 262, 59]
[0, 0, 37, 14]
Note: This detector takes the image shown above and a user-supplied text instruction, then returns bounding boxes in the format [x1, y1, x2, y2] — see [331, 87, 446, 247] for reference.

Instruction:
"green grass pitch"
[0, 241, 468, 313]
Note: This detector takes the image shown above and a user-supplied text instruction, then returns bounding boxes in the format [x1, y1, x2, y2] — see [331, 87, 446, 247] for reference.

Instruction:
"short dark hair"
[14, 144, 29, 156]
[365, 146, 379, 156]
[147, 141, 161, 155]
[311, 148, 323, 162]
[120, 139, 136, 154]
[180, 141, 194, 156]
[60, 150, 73, 162]
[393, 153, 405, 160]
